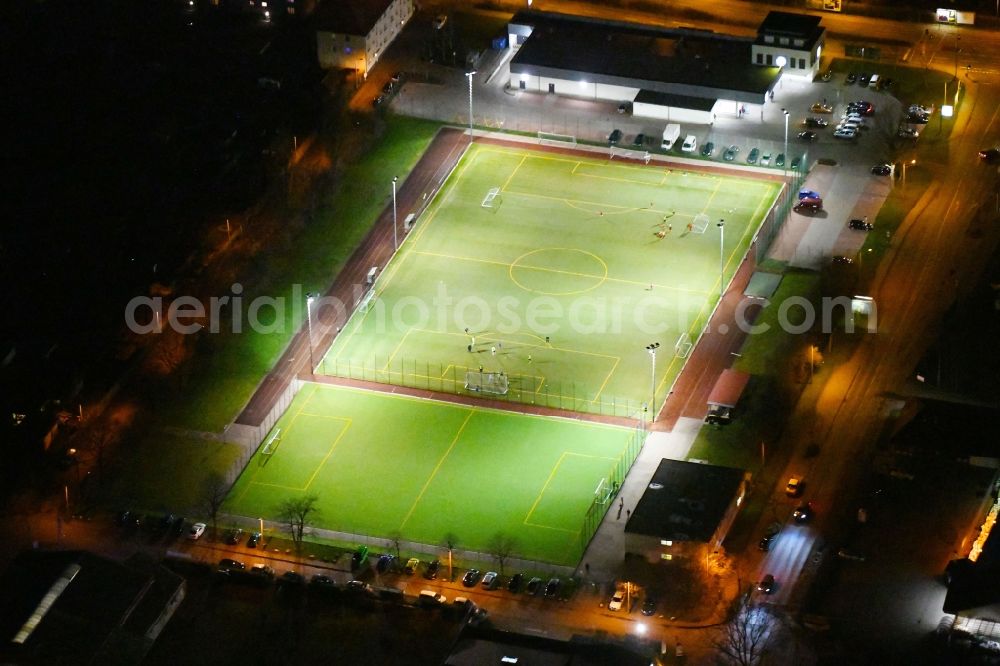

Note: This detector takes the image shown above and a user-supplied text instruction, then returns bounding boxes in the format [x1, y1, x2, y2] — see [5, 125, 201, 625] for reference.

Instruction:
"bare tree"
[84, 429, 118, 485]
[387, 530, 403, 562]
[713, 594, 776, 666]
[443, 532, 459, 581]
[486, 532, 517, 576]
[200, 473, 229, 542]
[277, 494, 320, 554]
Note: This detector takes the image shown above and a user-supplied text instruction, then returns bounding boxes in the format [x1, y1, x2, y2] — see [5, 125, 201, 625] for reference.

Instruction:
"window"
[794, 38, 805, 47]
[518, 79, 525, 90]
[766, 54, 773, 66]
[789, 58, 796, 69]
[779, 37, 789, 46]
[799, 58, 806, 69]
[548, 82, 555, 93]
[764, 35, 774, 44]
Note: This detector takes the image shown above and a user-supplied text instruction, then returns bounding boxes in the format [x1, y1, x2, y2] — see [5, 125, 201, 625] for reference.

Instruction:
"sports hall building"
[506, 10, 825, 124]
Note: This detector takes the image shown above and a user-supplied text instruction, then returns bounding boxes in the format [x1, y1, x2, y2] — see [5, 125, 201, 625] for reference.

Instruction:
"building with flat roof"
[314, 0, 413, 74]
[752, 11, 826, 80]
[625, 458, 750, 562]
[507, 11, 792, 124]
[0, 550, 185, 665]
[445, 626, 650, 666]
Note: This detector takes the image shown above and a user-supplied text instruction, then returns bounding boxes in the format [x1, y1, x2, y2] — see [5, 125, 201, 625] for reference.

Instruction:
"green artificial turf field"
[225, 383, 640, 565]
[320, 143, 780, 417]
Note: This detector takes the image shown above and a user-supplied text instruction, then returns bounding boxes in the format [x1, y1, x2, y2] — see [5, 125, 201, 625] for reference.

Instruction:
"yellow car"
[810, 103, 833, 113]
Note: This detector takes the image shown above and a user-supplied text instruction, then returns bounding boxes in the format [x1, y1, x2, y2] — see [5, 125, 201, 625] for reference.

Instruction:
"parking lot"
[378, 38, 906, 270]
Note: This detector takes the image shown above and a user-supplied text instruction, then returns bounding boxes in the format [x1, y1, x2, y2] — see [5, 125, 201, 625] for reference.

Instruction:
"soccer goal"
[464, 370, 509, 395]
[690, 213, 711, 234]
[609, 147, 652, 164]
[594, 477, 614, 505]
[674, 332, 692, 359]
[481, 187, 502, 209]
[261, 428, 282, 457]
[357, 288, 377, 313]
[537, 131, 577, 147]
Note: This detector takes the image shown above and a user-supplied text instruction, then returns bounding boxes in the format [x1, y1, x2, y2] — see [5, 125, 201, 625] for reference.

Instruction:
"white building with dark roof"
[751, 11, 826, 80]
[314, 0, 413, 74]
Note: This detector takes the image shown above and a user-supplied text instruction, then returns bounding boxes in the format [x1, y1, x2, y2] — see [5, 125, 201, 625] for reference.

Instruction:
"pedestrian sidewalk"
[580, 418, 703, 582]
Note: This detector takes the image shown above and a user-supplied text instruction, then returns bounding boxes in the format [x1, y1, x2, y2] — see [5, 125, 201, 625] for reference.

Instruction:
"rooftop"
[510, 11, 780, 98]
[445, 626, 650, 666]
[757, 11, 823, 37]
[626, 458, 746, 542]
[313, 0, 394, 35]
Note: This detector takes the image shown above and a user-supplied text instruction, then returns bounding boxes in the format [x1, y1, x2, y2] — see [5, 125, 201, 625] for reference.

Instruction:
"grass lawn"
[155, 117, 443, 432]
[321, 143, 781, 417]
[104, 432, 244, 511]
[224, 383, 639, 566]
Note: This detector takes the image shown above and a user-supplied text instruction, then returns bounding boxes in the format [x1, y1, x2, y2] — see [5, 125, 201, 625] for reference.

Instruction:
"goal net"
[674, 332, 692, 359]
[481, 187, 502, 209]
[464, 371, 509, 395]
[609, 147, 652, 164]
[357, 288, 377, 313]
[261, 428, 281, 458]
[690, 213, 711, 234]
[594, 477, 613, 505]
[537, 131, 577, 147]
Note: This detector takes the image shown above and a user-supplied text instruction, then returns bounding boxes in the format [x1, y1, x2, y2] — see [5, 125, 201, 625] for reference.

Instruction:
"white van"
[868, 74, 879, 89]
[419, 590, 446, 605]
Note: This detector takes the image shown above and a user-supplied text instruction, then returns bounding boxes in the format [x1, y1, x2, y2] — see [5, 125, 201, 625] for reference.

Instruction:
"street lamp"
[305, 292, 318, 373]
[775, 56, 787, 91]
[954, 36, 961, 79]
[901, 159, 915, 189]
[392, 176, 398, 251]
[717, 220, 725, 298]
[465, 71, 477, 142]
[781, 108, 789, 174]
[646, 343, 660, 423]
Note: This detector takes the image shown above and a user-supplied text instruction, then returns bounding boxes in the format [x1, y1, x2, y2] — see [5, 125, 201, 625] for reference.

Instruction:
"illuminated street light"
[465, 71, 477, 142]
[646, 343, 660, 423]
[305, 292, 319, 373]
[717, 220, 725, 298]
[392, 176, 398, 251]
[775, 55, 787, 90]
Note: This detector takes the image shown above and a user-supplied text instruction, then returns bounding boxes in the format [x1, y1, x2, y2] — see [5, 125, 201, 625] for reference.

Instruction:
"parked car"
[803, 117, 828, 128]
[219, 558, 246, 571]
[170, 516, 186, 537]
[526, 577, 544, 595]
[846, 71, 857, 84]
[790, 155, 803, 170]
[798, 131, 817, 142]
[833, 128, 857, 139]
[247, 531, 261, 548]
[833, 255, 855, 265]
[786, 477, 804, 497]
[279, 571, 305, 587]
[617, 102, 629, 114]
[351, 546, 369, 571]
[372, 94, 385, 108]
[758, 533, 777, 551]
[462, 569, 482, 587]
[642, 595, 658, 615]
[311, 574, 336, 587]
[609, 590, 625, 611]
[898, 127, 919, 138]
[760, 152, 771, 166]
[544, 578, 561, 598]
[700, 141, 714, 157]
[746, 147, 760, 164]
[775, 153, 785, 167]
[979, 148, 1000, 163]
[390, 71, 404, 83]
[632, 133, 646, 147]
[376, 554, 395, 573]
[404, 558, 420, 574]
[424, 560, 440, 580]
[225, 528, 244, 545]
[508, 573, 525, 593]
[608, 129, 623, 145]
[858, 72, 871, 86]
[793, 502, 813, 522]
[820, 70, 833, 82]
[722, 145, 739, 161]
[794, 200, 822, 213]
[810, 102, 833, 113]
[481, 571, 499, 590]
[798, 189, 821, 200]
[849, 218, 874, 231]
[681, 135, 698, 153]
[758, 574, 775, 594]
[188, 522, 206, 540]
[251, 564, 275, 578]
[871, 163, 892, 176]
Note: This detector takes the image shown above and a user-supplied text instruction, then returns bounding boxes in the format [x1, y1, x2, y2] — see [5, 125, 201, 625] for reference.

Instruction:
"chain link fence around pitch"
[320, 355, 665, 419]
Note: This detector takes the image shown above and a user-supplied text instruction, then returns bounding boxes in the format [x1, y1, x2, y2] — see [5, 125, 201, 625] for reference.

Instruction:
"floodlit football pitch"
[225, 383, 641, 565]
[320, 142, 782, 416]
